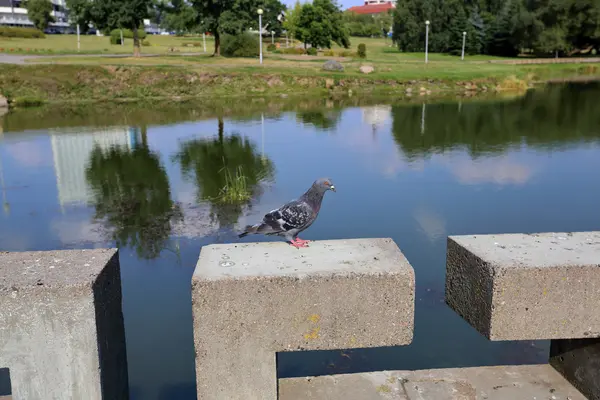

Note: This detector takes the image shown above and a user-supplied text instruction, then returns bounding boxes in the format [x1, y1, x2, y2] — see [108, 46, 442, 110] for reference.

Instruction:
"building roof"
[346, 3, 395, 15]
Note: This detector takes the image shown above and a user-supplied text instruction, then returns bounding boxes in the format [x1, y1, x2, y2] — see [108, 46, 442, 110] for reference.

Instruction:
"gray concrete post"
[445, 232, 600, 340]
[0, 249, 128, 400]
[192, 238, 415, 400]
[550, 338, 600, 400]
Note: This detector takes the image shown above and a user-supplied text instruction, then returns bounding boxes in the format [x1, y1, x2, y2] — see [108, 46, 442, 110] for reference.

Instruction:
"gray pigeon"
[238, 178, 335, 248]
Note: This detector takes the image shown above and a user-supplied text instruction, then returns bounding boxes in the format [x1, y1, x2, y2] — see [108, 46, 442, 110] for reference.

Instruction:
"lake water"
[1, 83, 600, 399]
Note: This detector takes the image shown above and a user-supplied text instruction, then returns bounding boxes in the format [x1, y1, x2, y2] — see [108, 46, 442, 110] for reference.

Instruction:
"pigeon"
[238, 178, 336, 248]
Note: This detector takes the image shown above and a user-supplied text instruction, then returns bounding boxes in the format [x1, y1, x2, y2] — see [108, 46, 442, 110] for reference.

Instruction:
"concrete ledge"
[192, 238, 415, 400]
[0, 249, 128, 400]
[550, 337, 600, 400]
[279, 365, 587, 399]
[445, 232, 600, 340]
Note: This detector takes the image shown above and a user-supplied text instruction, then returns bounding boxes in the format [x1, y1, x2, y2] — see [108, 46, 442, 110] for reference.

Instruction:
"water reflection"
[173, 118, 275, 230]
[1, 83, 600, 399]
[85, 126, 183, 260]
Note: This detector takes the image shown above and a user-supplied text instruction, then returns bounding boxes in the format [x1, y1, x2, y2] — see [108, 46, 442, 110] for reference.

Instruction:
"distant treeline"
[392, 0, 600, 57]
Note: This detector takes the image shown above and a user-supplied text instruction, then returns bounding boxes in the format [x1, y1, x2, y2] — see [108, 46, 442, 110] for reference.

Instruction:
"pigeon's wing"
[261, 199, 315, 235]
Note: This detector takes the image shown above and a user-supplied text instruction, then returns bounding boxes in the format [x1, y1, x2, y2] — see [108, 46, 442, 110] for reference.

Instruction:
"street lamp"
[425, 20, 430, 64]
[258, 9, 263, 64]
[202, 20, 206, 53]
[461, 31, 466, 60]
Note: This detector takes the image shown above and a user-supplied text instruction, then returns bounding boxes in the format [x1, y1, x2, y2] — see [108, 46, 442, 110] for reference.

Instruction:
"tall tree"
[283, 0, 302, 40]
[24, 0, 55, 31]
[66, 0, 92, 33]
[296, 0, 349, 49]
[90, 0, 152, 57]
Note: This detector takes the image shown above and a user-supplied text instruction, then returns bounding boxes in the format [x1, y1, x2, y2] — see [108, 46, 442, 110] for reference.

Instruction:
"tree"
[90, 0, 152, 57]
[296, 0, 349, 49]
[24, 0, 55, 31]
[156, 0, 199, 35]
[66, 0, 92, 33]
[283, 0, 302, 40]
[190, 0, 285, 56]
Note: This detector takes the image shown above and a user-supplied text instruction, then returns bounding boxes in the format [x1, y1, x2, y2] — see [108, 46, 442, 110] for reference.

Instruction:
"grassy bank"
[0, 60, 598, 107]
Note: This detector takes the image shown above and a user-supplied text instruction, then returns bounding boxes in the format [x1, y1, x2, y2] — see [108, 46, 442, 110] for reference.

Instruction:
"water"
[1, 83, 600, 399]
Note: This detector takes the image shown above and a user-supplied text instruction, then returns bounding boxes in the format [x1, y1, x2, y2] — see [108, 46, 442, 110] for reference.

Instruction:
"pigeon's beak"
[330, 185, 336, 192]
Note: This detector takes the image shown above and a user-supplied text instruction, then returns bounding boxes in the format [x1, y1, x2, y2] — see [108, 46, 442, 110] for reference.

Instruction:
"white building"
[363, 0, 396, 5]
[50, 127, 138, 207]
[0, 0, 70, 31]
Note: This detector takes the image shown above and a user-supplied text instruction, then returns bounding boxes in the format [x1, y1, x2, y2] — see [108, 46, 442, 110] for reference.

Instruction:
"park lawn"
[0, 33, 215, 55]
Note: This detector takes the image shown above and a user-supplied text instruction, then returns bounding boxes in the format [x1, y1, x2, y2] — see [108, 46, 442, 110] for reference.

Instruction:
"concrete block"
[0, 249, 128, 400]
[192, 238, 415, 400]
[279, 364, 587, 400]
[550, 337, 600, 400]
[445, 231, 600, 340]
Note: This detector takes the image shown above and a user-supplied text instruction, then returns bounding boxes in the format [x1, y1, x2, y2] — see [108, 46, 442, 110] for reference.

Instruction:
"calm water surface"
[1, 83, 600, 399]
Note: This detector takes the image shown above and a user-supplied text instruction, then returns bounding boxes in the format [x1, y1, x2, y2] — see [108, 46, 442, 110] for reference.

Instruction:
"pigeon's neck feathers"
[300, 184, 325, 211]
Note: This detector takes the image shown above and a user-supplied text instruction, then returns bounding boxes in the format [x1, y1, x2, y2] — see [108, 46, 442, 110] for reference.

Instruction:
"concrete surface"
[192, 238, 415, 400]
[550, 337, 600, 400]
[445, 231, 600, 340]
[0, 249, 128, 400]
[279, 364, 587, 399]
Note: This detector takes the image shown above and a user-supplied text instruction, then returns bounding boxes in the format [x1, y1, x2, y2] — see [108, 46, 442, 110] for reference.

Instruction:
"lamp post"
[202, 21, 206, 53]
[271, 30, 275, 45]
[258, 9, 263, 64]
[461, 31, 466, 60]
[425, 20, 430, 64]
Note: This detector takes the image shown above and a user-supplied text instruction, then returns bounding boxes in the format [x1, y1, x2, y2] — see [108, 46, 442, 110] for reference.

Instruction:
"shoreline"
[1, 63, 599, 109]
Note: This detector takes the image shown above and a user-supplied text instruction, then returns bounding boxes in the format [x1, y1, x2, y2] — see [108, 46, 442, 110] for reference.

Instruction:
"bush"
[0, 27, 45, 38]
[267, 43, 276, 52]
[221, 33, 259, 57]
[357, 43, 366, 58]
[281, 47, 305, 55]
[323, 49, 335, 56]
[307, 47, 318, 56]
[339, 50, 356, 57]
[109, 29, 147, 40]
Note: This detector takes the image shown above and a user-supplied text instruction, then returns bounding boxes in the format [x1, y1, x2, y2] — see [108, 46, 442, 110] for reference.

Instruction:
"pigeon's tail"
[238, 224, 259, 238]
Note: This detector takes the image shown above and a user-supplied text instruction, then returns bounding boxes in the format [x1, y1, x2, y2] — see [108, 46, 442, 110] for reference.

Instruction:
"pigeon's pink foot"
[295, 238, 310, 245]
[290, 238, 309, 248]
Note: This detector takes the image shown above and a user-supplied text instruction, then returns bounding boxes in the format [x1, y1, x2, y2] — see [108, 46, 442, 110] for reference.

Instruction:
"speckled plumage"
[238, 178, 335, 247]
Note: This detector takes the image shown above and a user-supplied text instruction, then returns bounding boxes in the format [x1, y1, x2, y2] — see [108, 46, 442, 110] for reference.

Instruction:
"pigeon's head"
[313, 178, 336, 193]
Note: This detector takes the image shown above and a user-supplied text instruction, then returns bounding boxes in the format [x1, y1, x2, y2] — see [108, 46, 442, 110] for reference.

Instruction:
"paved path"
[0, 52, 202, 64]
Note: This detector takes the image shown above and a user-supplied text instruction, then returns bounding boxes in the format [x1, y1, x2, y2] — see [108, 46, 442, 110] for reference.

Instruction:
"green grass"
[0, 33, 215, 55]
[0, 36, 598, 105]
[218, 166, 251, 204]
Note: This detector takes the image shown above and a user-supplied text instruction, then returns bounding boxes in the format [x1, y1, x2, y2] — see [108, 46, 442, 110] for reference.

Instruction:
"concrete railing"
[0, 249, 128, 400]
[191, 238, 415, 400]
[445, 231, 600, 400]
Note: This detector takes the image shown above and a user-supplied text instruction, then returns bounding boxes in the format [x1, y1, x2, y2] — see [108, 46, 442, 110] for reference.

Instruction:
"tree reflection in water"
[86, 126, 183, 260]
[173, 117, 275, 230]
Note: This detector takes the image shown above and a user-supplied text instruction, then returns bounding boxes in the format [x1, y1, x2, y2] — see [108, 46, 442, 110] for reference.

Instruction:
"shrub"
[109, 29, 147, 40]
[339, 50, 356, 57]
[307, 47, 318, 56]
[221, 33, 259, 57]
[281, 47, 305, 55]
[0, 27, 45, 38]
[142, 40, 150, 47]
[357, 43, 366, 58]
[323, 49, 335, 56]
[267, 43, 276, 52]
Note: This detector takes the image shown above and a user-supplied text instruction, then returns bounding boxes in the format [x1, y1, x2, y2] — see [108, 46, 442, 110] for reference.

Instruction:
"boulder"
[359, 65, 374, 74]
[322, 60, 344, 72]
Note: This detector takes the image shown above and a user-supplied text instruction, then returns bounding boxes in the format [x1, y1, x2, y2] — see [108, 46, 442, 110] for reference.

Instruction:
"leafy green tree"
[24, 0, 55, 31]
[90, 0, 152, 57]
[283, 0, 302, 40]
[66, 0, 93, 33]
[85, 127, 183, 260]
[155, 0, 199, 35]
[296, 0, 349, 49]
[173, 118, 275, 229]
